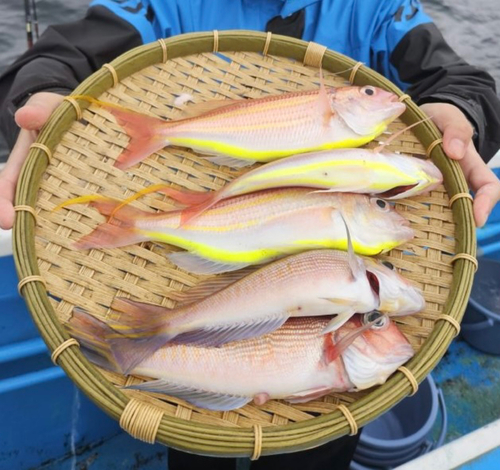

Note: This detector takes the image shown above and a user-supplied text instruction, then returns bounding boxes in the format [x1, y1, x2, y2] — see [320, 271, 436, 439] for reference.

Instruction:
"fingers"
[420, 102, 500, 227]
[420, 103, 474, 160]
[0, 178, 16, 230]
[15, 92, 64, 130]
[0, 92, 64, 230]
[456, 143, 500, 227]
[0, 129, 38, 229]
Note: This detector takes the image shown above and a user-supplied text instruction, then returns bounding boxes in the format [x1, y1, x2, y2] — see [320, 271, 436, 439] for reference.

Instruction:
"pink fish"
[144, 148, 442, 224]
[76, 83, 405, 170]
[67, 311, 414, 411]
[60, 188, 414, 274]
[95, 248, 423, 374]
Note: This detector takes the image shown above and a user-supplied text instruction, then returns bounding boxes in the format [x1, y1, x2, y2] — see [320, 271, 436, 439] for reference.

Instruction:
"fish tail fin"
[107, 297, 178, 374]
[109, 297, 175, 333]
[74, 222, 148, 250]
[108, 334, 173, 375]
[65, 307, 118, 371]
[155, 187, 220, 225]
[61, 195, 153, 250]
[73, 95, 170, 170]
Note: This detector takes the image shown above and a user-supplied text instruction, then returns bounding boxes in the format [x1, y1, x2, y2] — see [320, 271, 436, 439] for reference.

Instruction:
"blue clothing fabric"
[89, 0, 432, 90]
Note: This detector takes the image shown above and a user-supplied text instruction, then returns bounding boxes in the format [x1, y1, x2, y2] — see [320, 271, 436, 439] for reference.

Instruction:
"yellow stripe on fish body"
[168, 134, 381, 163]
[137, 230, 396, 264]
[245, 159, 420, 188]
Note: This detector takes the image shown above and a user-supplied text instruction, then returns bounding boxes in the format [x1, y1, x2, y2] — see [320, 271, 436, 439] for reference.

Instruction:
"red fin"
[59, 194, 152, 250]
[158, 187, 216, 207]
[74, 222, 148, 250]
[76, 96, 169, 170]
[179, 198, 219, 225]
[88, 198, 148, 222]
[156, 187, 220, 225]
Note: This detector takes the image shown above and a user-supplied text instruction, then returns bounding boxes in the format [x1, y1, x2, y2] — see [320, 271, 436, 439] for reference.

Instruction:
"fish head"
[377, 153, 444, 199]
[337, 313, 414, 390]
[363, 257, 426, 316]
[340, 195, 414, 253]
[330, 86, 406, 136]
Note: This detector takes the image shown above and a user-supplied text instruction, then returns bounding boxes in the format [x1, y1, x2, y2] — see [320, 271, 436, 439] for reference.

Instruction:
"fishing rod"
[23, 0, 39, 49]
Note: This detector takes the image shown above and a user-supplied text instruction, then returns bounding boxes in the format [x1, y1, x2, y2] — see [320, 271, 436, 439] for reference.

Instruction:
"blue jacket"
[89, 0, 431, 90]
[1, 0, 499, 159]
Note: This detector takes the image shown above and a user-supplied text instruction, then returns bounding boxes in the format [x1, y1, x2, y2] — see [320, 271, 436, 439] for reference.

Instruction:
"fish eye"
[382, 260, 395, 270]
[372, 198, 390, 212]
[361, 86, 375, 96]
[363, 311, 388, 329]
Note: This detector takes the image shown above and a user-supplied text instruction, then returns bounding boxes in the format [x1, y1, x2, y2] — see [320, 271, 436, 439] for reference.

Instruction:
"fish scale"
[70, 188, 414, 271]
[78, 83, 405, 169]
[67, 312, 415, 410]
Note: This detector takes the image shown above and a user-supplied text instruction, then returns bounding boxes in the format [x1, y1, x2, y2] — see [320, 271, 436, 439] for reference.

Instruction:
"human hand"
[0, 92, 64, 230]
[420, 102, 500, 227]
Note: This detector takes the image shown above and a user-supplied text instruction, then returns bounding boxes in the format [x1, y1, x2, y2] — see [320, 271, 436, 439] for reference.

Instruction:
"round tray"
[13, 30, 476, 458]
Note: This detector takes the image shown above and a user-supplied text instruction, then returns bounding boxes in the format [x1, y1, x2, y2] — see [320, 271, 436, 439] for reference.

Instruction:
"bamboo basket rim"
[13, 30, 476, 457]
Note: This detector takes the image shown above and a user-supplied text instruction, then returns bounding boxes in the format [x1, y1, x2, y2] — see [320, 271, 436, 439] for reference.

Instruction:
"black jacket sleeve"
[390, 23, 500, 162]
[0, 5, 142, 149]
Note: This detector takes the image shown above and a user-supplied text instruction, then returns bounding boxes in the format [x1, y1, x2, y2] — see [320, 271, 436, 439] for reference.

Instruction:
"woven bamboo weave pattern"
[14, 31, 476, 456]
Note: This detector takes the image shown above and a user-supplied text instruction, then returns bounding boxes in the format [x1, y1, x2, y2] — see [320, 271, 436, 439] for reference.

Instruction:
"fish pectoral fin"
[322, 311, 356, 333]
[203, 154, 257, 169]
[173, 314, 288, 347]
[125, 380, 251, 411]
[317, 68, 334, 126]
[285, 386, 333, 404]
[319, 297, 356, 306]
[167, 252, 251, 275]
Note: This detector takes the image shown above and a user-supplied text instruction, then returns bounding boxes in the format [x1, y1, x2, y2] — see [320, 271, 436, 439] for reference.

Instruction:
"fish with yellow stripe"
[75, 82, 405, 170]
[142, 148, 443, 224]
[60, 188, 414, 274]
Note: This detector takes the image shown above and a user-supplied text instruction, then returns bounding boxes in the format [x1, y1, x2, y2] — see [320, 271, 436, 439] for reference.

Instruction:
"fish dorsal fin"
[171, 266, 258, 306]
[125, 380, 251, 411]
[180, 99, 243, 118]
[339, 213, 365, 280]
[317, 68, 334, 126]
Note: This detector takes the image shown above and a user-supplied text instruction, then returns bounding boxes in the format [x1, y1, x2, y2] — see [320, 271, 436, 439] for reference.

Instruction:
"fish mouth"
[400, 218, 411, 228]
[379, 183, 419, 199]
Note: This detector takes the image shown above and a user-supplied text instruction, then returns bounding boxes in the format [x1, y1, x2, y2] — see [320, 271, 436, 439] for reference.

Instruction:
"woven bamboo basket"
[13, 31, 477, 458]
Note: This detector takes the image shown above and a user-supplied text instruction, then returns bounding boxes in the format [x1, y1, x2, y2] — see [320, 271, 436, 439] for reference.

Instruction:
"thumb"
[420, 102, 474, 161]
[15, 92, 65, 131]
